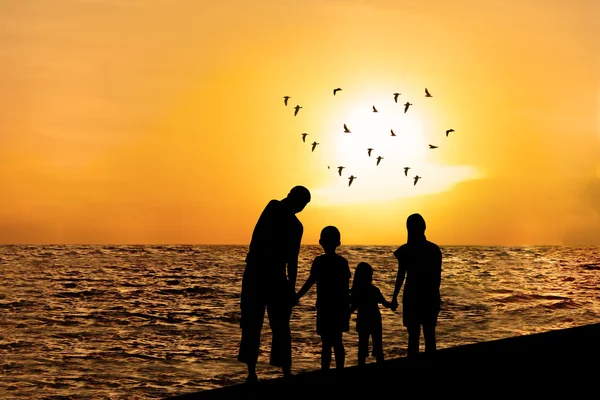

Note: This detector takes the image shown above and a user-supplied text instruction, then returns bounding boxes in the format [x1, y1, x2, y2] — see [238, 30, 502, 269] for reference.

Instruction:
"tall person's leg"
[423, 323, 437, 353]
[321, 334, 332, 370]
[238, 268, 265, 383]
[267, 298, 292, 376]
[406, 324, 420, 358]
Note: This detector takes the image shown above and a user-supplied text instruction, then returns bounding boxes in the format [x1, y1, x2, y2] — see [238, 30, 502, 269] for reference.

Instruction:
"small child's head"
[353, 262, 374, 287]
[319, 225, 341, 252]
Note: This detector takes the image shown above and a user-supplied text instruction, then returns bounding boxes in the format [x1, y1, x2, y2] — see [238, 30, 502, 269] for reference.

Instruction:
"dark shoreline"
[165, 323, 600, 399]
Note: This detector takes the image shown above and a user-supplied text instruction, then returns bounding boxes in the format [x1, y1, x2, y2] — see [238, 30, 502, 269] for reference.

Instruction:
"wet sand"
[165, 323, 600, 399]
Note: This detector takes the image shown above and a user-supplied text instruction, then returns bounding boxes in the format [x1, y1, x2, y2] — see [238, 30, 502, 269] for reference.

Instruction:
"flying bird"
[283, 96, 290, 106]
[404, 167, 411, 176]
[348, 175, 357, 187]
[294, 105, 302, 116]
[429, 144, 438, 149]
[337, 166, 345, 176]
[372, 105, 378, 113]
[376, 156, 384, 166]
[413, 175, 421, 186]
[425, 88, 432, 97]
[391, 129, 396, 137]
[301, 133, 308, 142]
[333, 88, 342, 96]
[404, 102, 412, 113]
[311, 141, 319, 152]
[367, 148, 374, 157]
[393, 93, 401, 103]
[446, 129, 454, 137]
[343, 123, 351, 133]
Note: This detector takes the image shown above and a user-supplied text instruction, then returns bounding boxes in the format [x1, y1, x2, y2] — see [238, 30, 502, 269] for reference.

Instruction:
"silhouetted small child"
[350, 262, 392, 366]
[297, 226, 351, 370]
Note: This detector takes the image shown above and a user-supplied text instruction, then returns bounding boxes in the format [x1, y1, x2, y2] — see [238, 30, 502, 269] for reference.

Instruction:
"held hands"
[390, 298, 399, 312]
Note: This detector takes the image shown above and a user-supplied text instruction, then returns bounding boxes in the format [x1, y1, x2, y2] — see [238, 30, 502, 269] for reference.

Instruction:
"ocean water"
[1, 245, 600, 399]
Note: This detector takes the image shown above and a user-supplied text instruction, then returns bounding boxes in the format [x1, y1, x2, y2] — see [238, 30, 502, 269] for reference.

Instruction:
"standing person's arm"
[287, 224, 303, 289]
[391, 261, 406, 311]
[435, 246, 442, 290]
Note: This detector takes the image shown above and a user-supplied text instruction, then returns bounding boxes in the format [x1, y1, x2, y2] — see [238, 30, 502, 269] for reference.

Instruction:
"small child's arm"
[377, 288, 393, 309]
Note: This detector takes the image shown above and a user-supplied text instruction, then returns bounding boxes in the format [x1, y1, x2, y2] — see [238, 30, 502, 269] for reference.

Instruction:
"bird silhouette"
[343, 124, 351, 133]
[367, 148, 374, 157]
[372, 105, 378, 113]
[348, 175, 356, 187]
[301, 133, 308, 142]
[429, 144, 438, 149]
[391, 129, 396, 136]
[425, 88, 432, 97]
[376, 156, 384, 166]
[393, 93, 401, 103]
[311, 141, 319, 152]
[413, 175, 421, 186]
[404, 102, 412, 113]
[283, 96, 290, 106]
[337, 166, 345, 176]
[404, 167, 411, 176]
[333, 88, 342, 96]
[294, 105, 302, 116]
[446, 129, 454, 137]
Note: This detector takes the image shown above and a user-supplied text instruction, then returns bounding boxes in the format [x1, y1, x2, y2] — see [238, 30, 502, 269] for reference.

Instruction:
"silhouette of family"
[238, 185, 442, 383]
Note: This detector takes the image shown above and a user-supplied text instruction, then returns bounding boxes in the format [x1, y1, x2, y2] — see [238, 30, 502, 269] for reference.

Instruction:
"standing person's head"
[319, 225, 341, 253]
[406, 213, 426, 242]
[285, 185, 311, 213]
[351, 262, 373, 294]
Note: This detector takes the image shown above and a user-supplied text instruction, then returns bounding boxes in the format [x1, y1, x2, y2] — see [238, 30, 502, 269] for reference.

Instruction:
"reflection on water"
[0, 245, 599, 399]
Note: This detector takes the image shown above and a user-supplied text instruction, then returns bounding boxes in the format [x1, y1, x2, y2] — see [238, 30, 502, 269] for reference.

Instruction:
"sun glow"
[311, 99, 482, 206]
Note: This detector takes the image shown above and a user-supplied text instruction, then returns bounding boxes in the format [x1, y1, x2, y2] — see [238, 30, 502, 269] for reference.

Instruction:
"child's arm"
[377, 288, 393, 309]
[381, 299, 393, 309]
[296, 275, 316, 301]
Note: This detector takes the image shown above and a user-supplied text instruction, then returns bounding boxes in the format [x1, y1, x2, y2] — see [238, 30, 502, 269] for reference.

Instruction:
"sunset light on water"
[0, 1, 599, 399]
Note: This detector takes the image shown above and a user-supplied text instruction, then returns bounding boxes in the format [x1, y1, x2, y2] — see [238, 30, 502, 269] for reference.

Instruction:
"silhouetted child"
[297, 226, 351, 370]
[350, 262, 392, 366]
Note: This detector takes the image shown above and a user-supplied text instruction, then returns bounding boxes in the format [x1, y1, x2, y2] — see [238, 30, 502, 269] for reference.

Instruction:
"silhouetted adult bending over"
[391, 213, 442, 357]
[297, 226, 351, 370]
[238, 186, 311, 383]
[350, 262, 392, 366]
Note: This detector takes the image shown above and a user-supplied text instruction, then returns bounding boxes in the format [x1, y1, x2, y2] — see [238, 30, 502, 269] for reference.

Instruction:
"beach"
[166, 322, 600, 399]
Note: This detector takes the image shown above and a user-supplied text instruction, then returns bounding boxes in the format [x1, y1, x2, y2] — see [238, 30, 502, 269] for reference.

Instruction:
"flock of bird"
[283, 87, 454, 187]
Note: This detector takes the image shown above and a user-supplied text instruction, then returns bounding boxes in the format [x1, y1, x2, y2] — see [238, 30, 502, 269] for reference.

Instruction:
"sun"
[309, 98, 481, 206]
[333, 102, 428, 171]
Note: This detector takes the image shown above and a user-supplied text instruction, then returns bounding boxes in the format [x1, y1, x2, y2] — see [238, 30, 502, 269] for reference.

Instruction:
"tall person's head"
[286, 186, 311, 214]
[406, 213, 426, 242]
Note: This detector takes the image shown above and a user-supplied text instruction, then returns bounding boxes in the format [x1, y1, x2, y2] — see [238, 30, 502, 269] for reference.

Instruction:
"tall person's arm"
[391, 260, 406, 310]
[287, 224, 303, 289]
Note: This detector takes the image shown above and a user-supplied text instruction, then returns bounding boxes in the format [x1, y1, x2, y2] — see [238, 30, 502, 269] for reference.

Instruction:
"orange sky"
[1, 0, 599, 245]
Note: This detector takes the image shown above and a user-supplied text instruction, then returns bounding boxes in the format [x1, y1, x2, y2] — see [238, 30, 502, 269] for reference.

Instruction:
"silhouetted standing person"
[350, 262, 392, 366]
[391, 213, 442, 358]
[297, 226, 351, 370]
[238, 186, 311, 383]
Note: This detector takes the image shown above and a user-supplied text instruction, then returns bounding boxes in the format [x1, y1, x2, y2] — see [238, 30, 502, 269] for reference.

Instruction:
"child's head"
[319, 226, 341, 251]
[353, 262, 374, 287]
